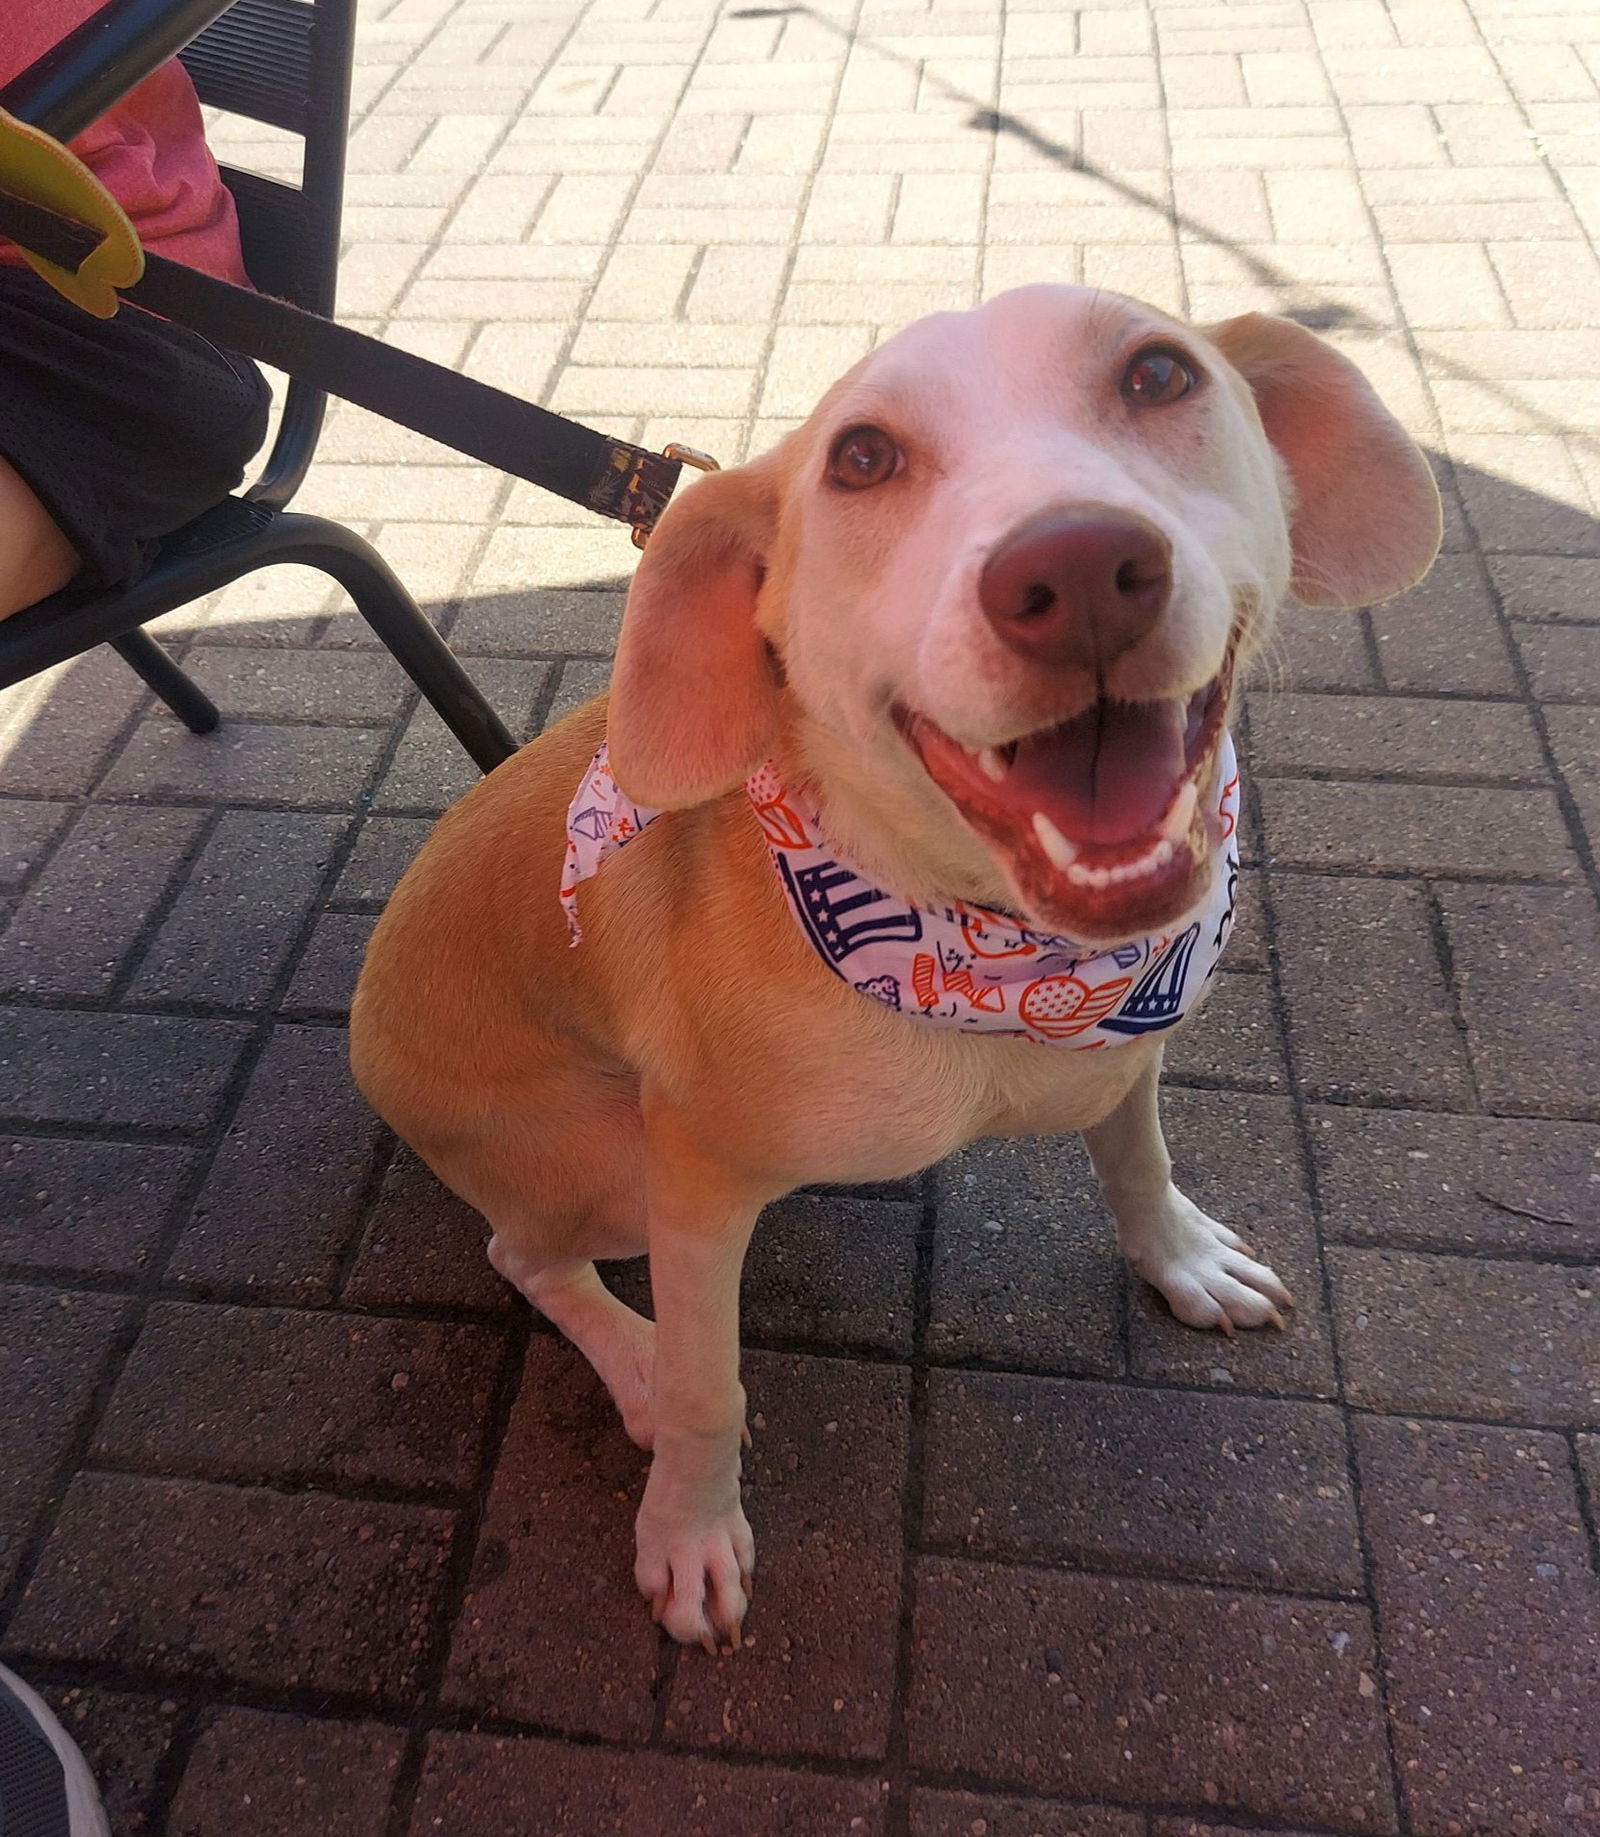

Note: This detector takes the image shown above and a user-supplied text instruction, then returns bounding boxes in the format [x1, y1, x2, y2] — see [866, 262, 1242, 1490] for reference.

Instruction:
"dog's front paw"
[1120, 1187, 1293, 1333]
[635, 1473, 756, 1651]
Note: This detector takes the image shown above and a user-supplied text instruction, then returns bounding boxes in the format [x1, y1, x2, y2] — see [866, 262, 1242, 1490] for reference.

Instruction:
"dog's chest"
[742, 1011, 1163, 1187]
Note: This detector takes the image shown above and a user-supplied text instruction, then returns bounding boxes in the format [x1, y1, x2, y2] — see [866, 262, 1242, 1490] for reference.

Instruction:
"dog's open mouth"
[897, 647, 1236, 937]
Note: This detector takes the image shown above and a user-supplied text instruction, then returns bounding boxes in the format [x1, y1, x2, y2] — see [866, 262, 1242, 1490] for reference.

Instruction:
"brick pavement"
[2, 0, 1599, 1831]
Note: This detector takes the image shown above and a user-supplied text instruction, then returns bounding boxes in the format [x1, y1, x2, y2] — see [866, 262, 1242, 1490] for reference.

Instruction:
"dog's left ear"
[608, 459, 781, 808]
[1204, 313, 1442, 611]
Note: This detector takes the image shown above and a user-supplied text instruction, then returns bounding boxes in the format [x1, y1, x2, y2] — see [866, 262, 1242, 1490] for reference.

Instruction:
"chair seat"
[155, 493, 277, 559]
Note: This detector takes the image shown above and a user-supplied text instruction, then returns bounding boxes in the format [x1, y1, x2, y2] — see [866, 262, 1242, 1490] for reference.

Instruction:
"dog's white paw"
[635, 1481, 756, 1651]
[1119, 1187, 1293, 1333]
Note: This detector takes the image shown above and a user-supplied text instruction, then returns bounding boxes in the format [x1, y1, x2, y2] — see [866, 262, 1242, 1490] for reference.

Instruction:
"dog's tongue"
[1008, 698, 1186, 845]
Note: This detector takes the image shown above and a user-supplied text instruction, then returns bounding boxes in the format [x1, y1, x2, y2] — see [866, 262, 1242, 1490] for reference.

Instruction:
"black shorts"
[0, 262, 271, 591]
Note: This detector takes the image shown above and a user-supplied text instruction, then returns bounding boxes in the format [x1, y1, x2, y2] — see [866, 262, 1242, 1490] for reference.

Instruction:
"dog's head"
[609, 285, 1440, 941]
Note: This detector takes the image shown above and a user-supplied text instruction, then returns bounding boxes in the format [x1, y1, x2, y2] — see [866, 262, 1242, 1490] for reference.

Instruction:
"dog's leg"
[1082, 1049, 1293, 1333]
[490, 1242, 657, 1449]
[631, 1102, 760, 1651]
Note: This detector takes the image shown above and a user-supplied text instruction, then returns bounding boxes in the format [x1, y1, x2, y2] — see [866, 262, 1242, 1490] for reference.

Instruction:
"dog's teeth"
[1159, 780, 1198, 843]
[977, 747, 1008, 783]
[1032, 811, 1079, 869]
[1058, 835, 1179, 893]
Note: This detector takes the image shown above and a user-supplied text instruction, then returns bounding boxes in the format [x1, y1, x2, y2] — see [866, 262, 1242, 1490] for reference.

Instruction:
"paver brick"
[663, 1354, 909, 1760]
[1257, 779, 1577, 878]
[0, 1286, 127, 1596]
[907, 1559, 1395, 1830]
[0, 806, 207, 998]
[409, 1732, 888, 1836]
[1513, 620, 1600, 701]
[1437, 883, 1600, 1120]
[1355, 1415, 1600, 1836]
[1489, 240, 1600, 330]
[909, 1795, 1142, 1837]
[1546, 702, 1600, 845]
[1312, 1106, 1600, 1259]
[1331, 1246, 1600, 1426]
[38, 1688, 180, 1837]
[735, 1192, 920, 1356]
[128, 812, 346, 1007]
[1386, 241, 1510, 329]
[1367, 552, 1519, 695]
[0, 800, 70, 892]
[99, 719, 389, 809]
[373, 659, 547, 814]
[1489, 553, 1600, 621]
[1270, 874, 1475, 1107]
[1149, 1824, 1334, 1837]
[334, 817, 432, 905]
[1247, 692, 1545, 780]
[0, 1009, 251, 1130]
[441, 1335, 659, 1739]
[282, 910, 376, 1016]
[474, 524, 634, 596]
[1161, 971, 1288, 1094]
[1264, 599, 1379, 691]
[1451, 440, 1600, 556]
[924, 1373, 1361, 1591]
[342, 1146, 512, 1314]
[0, 648, 148, 799]
[180, 648, 409, 722]
[8, 1473, 456, 1704]
[182, 563, 339, 648]
[685, 244, 791, 323]
[0, 1137, 193, 1276]
[168, 1024, 383, 1302]
[167, 1711, 405, 1837]
[929, 1132, 1123, 1377]
[94, 1303, 505, 1492]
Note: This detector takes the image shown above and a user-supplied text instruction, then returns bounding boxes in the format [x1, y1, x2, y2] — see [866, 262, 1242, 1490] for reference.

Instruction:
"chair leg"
[111, 629, 220, 733]
[285, 522, 518, 774]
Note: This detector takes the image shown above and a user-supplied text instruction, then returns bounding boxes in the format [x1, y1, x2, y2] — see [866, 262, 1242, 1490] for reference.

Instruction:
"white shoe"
[0, 1664, 111, 1837]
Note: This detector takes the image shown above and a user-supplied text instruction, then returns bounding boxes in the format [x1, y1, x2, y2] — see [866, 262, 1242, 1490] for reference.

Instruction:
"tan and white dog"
[350, 285, 1440, 1652]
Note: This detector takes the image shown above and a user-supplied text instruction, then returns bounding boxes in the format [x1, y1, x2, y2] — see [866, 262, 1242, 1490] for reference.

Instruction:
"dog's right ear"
[607, 460, 781, 809]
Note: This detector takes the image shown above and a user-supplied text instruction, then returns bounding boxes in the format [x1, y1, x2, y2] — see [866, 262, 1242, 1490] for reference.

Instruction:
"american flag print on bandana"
[560, 736, 1241, 1050]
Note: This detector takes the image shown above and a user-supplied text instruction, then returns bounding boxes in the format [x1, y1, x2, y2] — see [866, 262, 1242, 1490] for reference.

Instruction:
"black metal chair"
[0, 0, 518, 771]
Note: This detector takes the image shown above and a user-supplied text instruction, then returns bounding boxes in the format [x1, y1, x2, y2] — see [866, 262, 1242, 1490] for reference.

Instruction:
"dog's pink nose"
[979, 505, 1172, 672]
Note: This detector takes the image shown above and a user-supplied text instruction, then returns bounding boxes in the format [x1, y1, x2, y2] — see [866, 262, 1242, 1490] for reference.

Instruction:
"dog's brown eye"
[1122, 348, 1198, 407]
[828, 425, 900, 490]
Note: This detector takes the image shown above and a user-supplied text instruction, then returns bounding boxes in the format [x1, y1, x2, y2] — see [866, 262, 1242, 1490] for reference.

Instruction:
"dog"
[350, 284, 1441, 1652]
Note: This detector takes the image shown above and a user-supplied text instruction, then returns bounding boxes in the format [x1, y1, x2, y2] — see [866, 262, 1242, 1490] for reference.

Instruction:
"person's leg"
[0, 452, 81, 619]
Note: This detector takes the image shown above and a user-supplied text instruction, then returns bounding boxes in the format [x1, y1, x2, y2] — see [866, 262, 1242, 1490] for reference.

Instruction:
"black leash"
[0, 182, 710, 542]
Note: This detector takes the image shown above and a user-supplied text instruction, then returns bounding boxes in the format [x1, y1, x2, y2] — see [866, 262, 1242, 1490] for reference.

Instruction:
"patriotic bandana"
[561, 735, 1240, 1049]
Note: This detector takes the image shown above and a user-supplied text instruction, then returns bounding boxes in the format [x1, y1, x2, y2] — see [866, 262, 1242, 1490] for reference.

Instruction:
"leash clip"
[630, 443, 721, 549]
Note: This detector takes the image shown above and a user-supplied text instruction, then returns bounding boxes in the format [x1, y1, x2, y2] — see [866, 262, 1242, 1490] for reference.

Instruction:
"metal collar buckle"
[630, 443, 721, 549]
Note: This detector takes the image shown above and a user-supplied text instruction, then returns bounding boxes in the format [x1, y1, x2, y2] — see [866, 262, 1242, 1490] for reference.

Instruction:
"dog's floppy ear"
[608, 459, 781, 808]
[1204, 313, 1442, 611]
